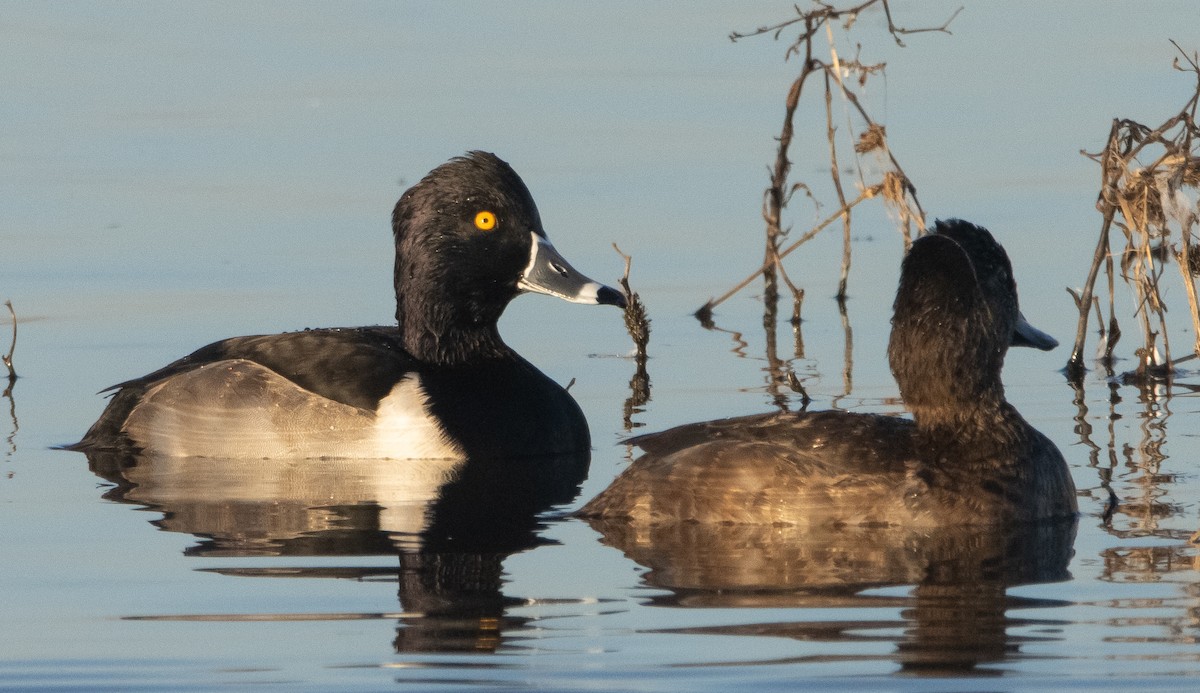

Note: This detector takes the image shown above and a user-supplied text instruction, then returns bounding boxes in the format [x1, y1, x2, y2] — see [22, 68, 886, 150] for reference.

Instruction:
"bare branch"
[730, 0, 960, 51]
[697, 189, 873, 316]
[881, 2, 963, 46]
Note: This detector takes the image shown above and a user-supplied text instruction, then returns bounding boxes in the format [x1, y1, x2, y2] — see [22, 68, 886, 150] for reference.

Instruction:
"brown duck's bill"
[517, 233, 627, 308]
[1012, 310, 1058, 351]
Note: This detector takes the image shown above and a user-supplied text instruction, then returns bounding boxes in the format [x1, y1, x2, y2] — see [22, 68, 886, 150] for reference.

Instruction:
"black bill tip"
[597, 285, 628, 309]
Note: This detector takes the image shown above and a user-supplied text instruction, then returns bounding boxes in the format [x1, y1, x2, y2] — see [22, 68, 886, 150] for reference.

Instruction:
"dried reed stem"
[1069, 44, 1200, 383]
[702, 0, 949, 319]
[2, 301, 15, 384]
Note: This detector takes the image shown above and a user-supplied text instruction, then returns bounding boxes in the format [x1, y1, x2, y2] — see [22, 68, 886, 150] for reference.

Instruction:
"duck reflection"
[586, 517, 1076, 674]
[83, 447, 589, 653]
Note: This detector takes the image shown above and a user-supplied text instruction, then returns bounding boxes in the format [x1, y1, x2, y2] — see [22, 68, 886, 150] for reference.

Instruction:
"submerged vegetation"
[1067, 43, 1200, 385]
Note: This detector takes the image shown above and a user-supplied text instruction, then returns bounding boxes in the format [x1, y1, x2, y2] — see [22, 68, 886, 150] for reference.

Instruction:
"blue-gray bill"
[517, 233, 627, 308]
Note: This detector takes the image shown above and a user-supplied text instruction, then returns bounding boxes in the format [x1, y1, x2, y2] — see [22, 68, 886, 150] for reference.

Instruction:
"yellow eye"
[474, 210, 497, 231]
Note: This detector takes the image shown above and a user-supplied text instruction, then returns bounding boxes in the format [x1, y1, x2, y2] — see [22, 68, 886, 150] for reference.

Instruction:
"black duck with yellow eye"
[72, 152, 626, 461]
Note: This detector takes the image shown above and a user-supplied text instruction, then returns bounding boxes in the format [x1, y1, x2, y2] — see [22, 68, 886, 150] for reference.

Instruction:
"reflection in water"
[698, 280, 857, 415]
[1069, 370, 1200, 653]
[2, 384, 15, 469]
[701, 311, 817, 413]
[1070, 371, 1196, 544]
[586, 517, 1076, 675]
[82, 447, 589, 653]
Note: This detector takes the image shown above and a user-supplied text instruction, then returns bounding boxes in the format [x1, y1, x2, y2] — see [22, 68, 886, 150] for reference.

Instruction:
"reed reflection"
[699, 307, 823, 413]
[1068, 369, 1200, 655]
[3, 383, 15, 467]
[82, 447, 589, 653]
[1070, 370, 1200, 581]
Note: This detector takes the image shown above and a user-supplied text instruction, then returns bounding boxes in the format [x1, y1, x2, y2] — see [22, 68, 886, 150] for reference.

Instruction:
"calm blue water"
[4, 2, 1200, 690]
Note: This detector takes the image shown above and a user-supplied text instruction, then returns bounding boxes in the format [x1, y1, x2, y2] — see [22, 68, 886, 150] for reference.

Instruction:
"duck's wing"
[73, 327, 421, 452]
[584, 410, 917, 524]
[107, 327, 414, 409]
[627, 410, 914, 476]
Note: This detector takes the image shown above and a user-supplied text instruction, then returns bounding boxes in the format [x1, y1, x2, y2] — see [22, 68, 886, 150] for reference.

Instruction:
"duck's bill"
[1012, 311, 1059, 351]
[518, 233, 627, 308]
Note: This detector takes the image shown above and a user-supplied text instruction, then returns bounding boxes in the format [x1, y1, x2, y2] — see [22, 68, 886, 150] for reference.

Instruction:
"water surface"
[4, 2, 1200, 690]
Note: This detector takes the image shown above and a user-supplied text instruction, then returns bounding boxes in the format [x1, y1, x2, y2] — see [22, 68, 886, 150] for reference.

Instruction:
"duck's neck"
[396, 295, 512, 366]
[401, 321, 511, 365]
[393, 240, 518, 365]
[910, 395, 1028, 465]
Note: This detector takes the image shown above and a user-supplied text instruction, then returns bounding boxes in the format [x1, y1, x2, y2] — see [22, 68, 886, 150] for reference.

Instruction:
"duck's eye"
[474, 211, 497, 231]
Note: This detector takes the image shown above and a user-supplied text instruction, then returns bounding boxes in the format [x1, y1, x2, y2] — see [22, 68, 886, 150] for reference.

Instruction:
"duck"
[579, 219, 1077, 527]
[71, 151, 626, 460]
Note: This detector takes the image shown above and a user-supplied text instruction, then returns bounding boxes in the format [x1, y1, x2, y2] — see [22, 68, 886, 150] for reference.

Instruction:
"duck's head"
[391, 151, 625, 362]
[887, 219, 1055, 422]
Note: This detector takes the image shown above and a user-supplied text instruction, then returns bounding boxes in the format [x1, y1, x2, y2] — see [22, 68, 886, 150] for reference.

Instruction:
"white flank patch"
[119, 363, 470, 543]
[123, 360, 466, 461]
[372, 375, 464, 460]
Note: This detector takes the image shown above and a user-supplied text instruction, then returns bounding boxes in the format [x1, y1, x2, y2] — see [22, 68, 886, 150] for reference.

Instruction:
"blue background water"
[4, 2, 1200, 690]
